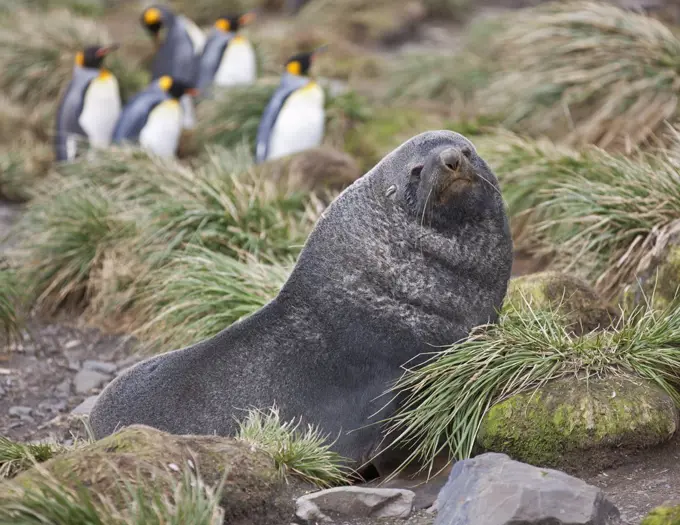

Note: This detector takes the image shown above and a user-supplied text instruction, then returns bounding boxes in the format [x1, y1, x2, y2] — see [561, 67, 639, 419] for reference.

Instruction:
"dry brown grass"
[484, 1, 680, 152]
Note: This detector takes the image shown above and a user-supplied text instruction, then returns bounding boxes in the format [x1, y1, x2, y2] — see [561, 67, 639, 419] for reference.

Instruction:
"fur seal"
[89, 130, 513, 472]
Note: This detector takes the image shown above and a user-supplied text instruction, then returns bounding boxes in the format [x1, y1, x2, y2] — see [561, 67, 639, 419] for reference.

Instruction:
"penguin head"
[141, 6, 166, 39]
[158, 76, 199, 99]
[214, 12, 256, 33]
[285, 45, 328, 76]
[76, 44, 119, 69]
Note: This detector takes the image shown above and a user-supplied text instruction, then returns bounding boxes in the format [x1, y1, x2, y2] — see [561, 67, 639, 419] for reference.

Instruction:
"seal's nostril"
[440, 148, 462, 172]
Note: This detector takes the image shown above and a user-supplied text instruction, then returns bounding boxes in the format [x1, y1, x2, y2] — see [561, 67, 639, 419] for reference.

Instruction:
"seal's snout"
[439, 146, 472, 174]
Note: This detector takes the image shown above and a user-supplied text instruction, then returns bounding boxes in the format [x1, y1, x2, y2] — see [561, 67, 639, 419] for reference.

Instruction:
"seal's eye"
[461, 146, 472, 159]
[410, 166, 423, 179]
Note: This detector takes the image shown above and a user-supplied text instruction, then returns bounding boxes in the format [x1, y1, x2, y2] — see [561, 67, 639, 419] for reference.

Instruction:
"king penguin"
[254, 47, 327, 164]
[112, 75, 198, 159]
[196, 12, 257, 94]
[140, 4, 205, 129]
[54, 44, 121, 163]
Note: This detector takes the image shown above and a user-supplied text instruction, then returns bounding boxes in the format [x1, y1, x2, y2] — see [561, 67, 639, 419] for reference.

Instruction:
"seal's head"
[380, 130, 502, 232]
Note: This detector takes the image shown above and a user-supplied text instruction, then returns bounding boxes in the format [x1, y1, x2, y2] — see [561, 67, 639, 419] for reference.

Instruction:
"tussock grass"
[0, 465, 225, 524]
[237, 406, 351, 487]
[485, 1, 680, 151]
[15, 178, 136, 314]
[0, 143, 53, 202]
[136, 145, 319, 263]
[383, 298, 680, 477]
[533, 144, 680, 298]
[388, 16, 505, 105]
[136, 245, 291, 350]
[475, 131, 593, 246]
[0, 269, 25, 345]
[0, 437, 62, 479]
[0, 0, 105, 17]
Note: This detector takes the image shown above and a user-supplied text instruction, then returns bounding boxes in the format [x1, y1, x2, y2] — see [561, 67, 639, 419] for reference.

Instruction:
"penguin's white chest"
[78, 74, 121, 149]
[214, 38, 256, 87]
[139, 99, 183, 158]
[267, 84, 325, 162]
[180, 15, 206, 55]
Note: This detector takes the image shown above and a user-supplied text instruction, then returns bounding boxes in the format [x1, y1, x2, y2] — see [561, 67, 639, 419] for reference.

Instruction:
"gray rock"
[296, 487, 415, 521]
[82, 360, 117, 375]
[9, 406, 33, 418]
[434, 453, 619, 525]
[71, 395, 99, 416]
[55, 379, 72, 396]
[74, 369, 109, 394]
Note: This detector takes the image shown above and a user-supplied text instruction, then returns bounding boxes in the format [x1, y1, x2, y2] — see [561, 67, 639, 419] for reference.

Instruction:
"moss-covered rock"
[477, 377, 678, 472]
[642, 503, 680, 525]
[620, 234, 680, 312]
[505, 271, 616, 334]
[5, 425, 298, 525]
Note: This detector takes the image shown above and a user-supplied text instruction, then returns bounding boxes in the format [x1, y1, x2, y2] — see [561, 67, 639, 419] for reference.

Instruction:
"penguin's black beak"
[186, 88, 200, 97]
[96, 43, 120, 57]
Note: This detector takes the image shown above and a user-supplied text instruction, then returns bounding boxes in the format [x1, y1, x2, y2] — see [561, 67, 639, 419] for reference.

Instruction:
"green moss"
[505, 271, 616, 334]
[642, 505, 680, 525]
[478, 377, 678, 470]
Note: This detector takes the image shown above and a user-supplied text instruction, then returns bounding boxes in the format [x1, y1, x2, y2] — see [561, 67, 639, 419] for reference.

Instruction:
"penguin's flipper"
[112, 87, 168, 144]
[55, 75, 92, 162]
[196, 30, 231, 92]
[254, 74, 309, 163]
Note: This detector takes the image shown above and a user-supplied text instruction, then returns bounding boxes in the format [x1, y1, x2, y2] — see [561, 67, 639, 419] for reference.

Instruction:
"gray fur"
[89, 130, 513, 470]
[254, 72, 310, 163]
[196, 29, 232, 93]
[54, 66, 99, 162]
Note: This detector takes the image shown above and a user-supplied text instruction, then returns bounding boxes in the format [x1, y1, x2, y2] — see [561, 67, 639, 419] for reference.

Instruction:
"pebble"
[74, 369, 110, 394]
[55, 379, 72, 396]
[9, 406, 33, 418]
[64, 340, 82, 350]
[82, 360, 117, 375]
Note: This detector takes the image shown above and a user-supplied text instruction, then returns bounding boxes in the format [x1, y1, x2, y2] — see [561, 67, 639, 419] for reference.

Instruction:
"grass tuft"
[135, 245, 290, 350]
[532, 143, 680, 297]
[382, 297, 680, 477]
[485, 1, 680, 151]
[0, 464, 225, 524]
[14, 178, 136, 314]
[0, 437, 62, 479]
[0, 269, 26, 345]
[237, 406, 351, 487]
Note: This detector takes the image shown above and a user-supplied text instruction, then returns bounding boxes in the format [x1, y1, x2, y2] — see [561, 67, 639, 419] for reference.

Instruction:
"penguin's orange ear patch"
[143, 7, 161, 25]
[158, 76, 173, 91]
[75, 52, 85, 67]
[286, 61, 301, 76]
[215, 18, 230, 31]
